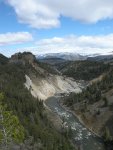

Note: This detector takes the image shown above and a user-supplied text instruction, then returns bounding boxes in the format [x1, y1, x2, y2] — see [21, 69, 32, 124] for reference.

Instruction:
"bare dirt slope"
[24, 74, 81, 100]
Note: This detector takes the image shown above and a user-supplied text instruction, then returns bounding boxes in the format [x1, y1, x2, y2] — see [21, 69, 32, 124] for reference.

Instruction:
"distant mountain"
[37, 52, 87, 61]
[38, 57, 67, 65]
[87, 55, 113, 62]
[87, 52, 113, 62]
[37, 51, 113, 63]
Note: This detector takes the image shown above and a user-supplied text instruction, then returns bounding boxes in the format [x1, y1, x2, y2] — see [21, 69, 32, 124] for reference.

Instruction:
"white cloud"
[0, 32, 33, 46]
[35, 34, 113, 55]
[2, 34, 113, 56]
[7, 0, 113, 29]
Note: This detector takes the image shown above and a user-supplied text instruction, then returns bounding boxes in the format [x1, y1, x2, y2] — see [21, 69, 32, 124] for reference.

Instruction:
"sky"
[1, 0, 113, 56]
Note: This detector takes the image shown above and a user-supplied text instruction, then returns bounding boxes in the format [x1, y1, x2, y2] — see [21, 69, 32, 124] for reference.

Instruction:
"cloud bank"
[35, 34, 113, 55]
[0, 32, 33, 46]
[1, 34, 113, 56]
[7, 0, 113, 29]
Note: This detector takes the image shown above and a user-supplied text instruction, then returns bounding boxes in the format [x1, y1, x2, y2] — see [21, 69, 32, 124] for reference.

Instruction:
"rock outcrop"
[9, 52, 36, 65]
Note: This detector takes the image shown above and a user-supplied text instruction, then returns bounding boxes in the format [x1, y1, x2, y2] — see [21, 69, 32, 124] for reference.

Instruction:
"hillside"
[63, 66, 113, 148]
[0, 52, 75, 150]
[0, 53, 9, 64]
[38, 57, 67, 65]
[57, 60, 110, 81]
[9, 52, 80, 100]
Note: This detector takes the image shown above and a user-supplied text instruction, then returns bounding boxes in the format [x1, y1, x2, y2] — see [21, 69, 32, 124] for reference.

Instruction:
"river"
[45, 95, 105, 150]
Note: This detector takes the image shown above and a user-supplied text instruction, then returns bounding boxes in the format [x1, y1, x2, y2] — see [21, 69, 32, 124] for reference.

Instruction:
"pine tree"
[0, 93, 25, 149]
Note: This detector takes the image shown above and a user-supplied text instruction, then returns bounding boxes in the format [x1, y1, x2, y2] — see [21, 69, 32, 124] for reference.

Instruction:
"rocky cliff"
[10, 52, 81, 100]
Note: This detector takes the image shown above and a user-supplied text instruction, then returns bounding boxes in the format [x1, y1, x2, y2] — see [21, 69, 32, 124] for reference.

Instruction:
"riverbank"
[59, 98, 102, 138]
[46, 96, 105, 150]
[44, 101, 79, 150]
[43, 102, 63, 131]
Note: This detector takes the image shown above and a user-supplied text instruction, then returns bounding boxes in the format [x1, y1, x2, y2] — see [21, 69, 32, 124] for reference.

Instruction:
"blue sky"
[1, 0, 113, 56]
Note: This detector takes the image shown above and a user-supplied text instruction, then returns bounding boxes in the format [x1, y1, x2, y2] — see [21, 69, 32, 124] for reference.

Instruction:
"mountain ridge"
[37, 51, 113, 62]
